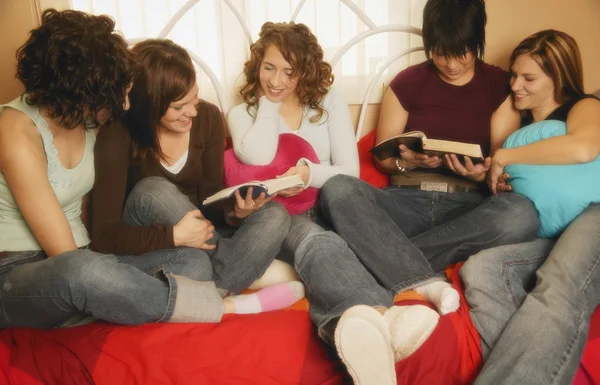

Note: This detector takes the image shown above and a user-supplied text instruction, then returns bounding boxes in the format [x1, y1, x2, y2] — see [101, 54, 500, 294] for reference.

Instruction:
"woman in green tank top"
[0, 9, 295, 329]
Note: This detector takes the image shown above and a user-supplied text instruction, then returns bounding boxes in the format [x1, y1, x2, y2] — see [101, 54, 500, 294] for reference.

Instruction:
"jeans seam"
[146, 248, 185, 277]
[391, 272, 442, 293]
[549, 308, 585, 384]
[158, 272, 177, 322]
[501, 257, 547, 308]
[549, 244, 600, 384]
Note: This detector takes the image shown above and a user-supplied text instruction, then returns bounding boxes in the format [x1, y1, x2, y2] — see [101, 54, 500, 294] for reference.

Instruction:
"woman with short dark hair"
[307, 0, 540, 382]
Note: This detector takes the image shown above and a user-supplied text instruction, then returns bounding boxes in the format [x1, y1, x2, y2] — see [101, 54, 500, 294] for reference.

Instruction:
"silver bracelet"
[395, 157, 407, 173]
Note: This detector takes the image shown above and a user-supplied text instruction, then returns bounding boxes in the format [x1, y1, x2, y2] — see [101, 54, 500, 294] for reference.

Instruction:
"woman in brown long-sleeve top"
[91, 39, 304, 311]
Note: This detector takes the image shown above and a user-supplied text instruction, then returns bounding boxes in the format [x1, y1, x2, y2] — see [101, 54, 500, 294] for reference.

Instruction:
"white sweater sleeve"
[227, 96, 281, 165]
[299, 88, 359, 188]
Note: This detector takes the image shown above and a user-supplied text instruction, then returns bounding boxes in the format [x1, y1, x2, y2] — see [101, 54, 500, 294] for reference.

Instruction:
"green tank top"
[0, 96, 96, 251]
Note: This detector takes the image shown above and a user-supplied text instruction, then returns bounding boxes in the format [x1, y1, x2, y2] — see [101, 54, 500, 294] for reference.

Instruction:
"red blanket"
[1, 265, 598, 385]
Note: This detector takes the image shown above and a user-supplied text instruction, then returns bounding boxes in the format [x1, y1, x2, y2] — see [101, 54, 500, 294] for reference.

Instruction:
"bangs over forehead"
[422, 0, 486, 59]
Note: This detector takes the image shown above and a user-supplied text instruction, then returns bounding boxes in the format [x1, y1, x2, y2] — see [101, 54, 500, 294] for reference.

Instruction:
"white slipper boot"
[384, 305, 440, 362]
[334, 305, 397, 385]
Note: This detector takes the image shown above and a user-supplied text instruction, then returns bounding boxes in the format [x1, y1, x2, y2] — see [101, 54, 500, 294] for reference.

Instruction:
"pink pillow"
[224, 134, 320, 216]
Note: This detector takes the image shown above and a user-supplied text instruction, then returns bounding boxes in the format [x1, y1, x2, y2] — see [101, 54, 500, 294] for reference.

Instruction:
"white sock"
[413, 281, 460, 315]
[249, 260, 300, 290]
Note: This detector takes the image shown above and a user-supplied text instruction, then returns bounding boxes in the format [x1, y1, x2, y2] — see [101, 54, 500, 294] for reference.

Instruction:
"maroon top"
[389, 59, 510, 157]
[90, 100, 226, 255]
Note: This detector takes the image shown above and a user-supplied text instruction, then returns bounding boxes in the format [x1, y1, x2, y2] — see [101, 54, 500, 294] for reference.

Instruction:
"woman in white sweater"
[228, 23, 359, 189]
[228, 21, 370, 376]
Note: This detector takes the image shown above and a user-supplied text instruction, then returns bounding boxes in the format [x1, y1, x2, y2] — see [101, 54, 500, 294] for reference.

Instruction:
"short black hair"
[422, 0, 486, 59]
[16, 9, 134, 129]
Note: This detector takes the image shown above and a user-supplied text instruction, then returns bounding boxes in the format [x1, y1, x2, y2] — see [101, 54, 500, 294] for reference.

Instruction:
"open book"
[370, 131, 484, 163]
[202, 175, 305, 206]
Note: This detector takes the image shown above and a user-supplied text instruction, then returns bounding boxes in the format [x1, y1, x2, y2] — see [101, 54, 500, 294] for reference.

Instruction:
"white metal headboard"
[127, 0, 425, 141]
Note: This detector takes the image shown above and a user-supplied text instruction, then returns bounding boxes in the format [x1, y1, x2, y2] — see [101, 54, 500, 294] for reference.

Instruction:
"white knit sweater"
[227, 87, 359, 188]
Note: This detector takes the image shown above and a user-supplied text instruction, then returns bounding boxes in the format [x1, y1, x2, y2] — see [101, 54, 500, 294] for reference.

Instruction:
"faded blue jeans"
[464, 204, 600, 385]
[319, 175, 540, 293]
[287, 215, 394, 343]
[123, 177, 290, 294]
[0, 247, 224, 329]
[296, 175, 539, 343]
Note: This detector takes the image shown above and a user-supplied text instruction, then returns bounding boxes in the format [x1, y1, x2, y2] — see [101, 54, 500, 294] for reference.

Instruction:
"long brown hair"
[240, 22, 333, 123]
[125, 39, 196, 161]
[510, 29, 584, 105]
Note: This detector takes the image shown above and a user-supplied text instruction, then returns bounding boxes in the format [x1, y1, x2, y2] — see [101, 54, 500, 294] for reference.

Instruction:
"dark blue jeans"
[299, 175, 539, 340]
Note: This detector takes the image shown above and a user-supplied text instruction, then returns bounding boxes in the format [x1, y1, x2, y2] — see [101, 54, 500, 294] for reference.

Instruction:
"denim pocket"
[0, 251, 45, 274]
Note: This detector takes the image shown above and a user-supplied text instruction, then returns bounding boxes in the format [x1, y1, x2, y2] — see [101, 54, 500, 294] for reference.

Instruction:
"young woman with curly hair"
[228, 18, 367, 375]
[0, 10, 295, 329]
[91, 38, 305, 315]
[0, 9, 200, 328]
[229, 21, 358, 186]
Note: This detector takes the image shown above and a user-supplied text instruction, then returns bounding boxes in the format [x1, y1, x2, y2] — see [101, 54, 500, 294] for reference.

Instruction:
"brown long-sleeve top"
[91, 100, 226, 255]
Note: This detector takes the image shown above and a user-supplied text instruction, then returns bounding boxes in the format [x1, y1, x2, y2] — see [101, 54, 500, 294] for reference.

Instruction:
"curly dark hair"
[240, 22, 333, 123]
[16, 9, 134, 129]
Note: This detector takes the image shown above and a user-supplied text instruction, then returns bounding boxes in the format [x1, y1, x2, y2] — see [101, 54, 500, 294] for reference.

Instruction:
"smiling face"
[431, 50, 476, 85]
[259, 44, 299, 103]
[159, 83, 199, 134]
[510, 54, 557, 116]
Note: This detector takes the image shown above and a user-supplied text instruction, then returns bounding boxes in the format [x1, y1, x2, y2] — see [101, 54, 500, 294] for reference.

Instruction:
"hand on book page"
[444, 153, 491, 183]
[276, 165, 310, 197]
[399, 144, 444, 169]
[232, 186, 274, 219]
[203, 175, 306, 206]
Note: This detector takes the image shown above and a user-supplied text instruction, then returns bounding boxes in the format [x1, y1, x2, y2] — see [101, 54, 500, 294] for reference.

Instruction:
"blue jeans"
[288, 215, 394, 343]
[461, 239, 555, 358]
[123, 177, 291, 294]
[0, 248, 224, 329]
[467, 204, 600, 385]
[319, 175, 539, 293]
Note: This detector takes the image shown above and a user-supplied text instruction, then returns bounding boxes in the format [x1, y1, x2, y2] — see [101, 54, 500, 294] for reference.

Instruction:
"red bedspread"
[1, 266, 598, 385]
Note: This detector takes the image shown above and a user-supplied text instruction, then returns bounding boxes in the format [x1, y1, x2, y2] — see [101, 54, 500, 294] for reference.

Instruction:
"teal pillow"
[503, 120, 600, 238]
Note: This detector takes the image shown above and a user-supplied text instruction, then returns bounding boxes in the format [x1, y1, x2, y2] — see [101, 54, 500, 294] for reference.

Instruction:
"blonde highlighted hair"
[240, 22, 333, 123]
[510, 29, 584, 105]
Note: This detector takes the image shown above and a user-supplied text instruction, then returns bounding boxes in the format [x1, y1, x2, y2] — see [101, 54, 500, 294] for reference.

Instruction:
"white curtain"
[71, 0, 426, 111]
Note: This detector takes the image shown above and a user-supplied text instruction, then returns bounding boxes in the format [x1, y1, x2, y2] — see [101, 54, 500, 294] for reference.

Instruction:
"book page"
[263, 175, 305, 193]
[423, 139, 483, 159]
[203, 181, 263, 206]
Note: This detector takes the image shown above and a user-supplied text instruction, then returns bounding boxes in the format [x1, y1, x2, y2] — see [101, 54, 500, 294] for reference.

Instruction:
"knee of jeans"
[459, 255, 490, 292]
[52, 251, 118, 293]
[292, 228, 345, 271]
[257, 201, 291, 236]
[127, 177, 179, 205]
[487, 193, 540, 243]
[169, 248, 213, 282]
[320, 174, 359, 205]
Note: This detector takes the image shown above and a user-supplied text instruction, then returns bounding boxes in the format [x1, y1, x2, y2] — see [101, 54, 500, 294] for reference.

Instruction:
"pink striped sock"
[229, 281, 305, 315]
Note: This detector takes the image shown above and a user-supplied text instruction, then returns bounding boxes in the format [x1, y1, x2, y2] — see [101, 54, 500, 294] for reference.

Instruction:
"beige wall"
[485, 0, 600, 93]
[0, 0, 40, 104]
[0, 0, 70, 104]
